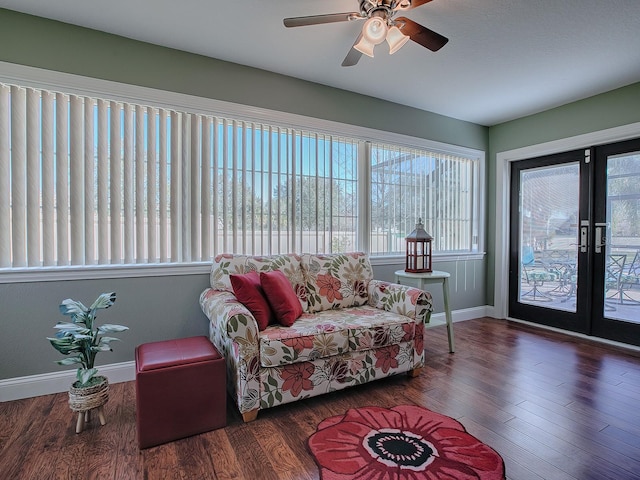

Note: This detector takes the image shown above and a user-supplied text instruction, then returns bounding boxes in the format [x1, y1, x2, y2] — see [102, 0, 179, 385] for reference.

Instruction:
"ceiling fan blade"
[342, 33, 364, 67]
[283, 12, 359, 28]
[395, 0, 433, 11]
[396, 17, 448, 51]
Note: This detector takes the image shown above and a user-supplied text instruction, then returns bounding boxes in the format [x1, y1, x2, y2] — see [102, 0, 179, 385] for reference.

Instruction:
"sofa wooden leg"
[242, 409, 259, 423]
[407, 367, 422, 378]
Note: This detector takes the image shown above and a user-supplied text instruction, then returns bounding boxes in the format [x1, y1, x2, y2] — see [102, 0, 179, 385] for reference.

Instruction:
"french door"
[509, 138, 640, 346]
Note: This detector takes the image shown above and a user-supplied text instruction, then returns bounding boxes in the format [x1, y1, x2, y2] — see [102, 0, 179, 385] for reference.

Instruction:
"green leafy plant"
[47, 292, 129, 387]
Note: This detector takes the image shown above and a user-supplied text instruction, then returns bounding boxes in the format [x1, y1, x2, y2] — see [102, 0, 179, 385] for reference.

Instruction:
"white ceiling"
[2, 0, 640, 126]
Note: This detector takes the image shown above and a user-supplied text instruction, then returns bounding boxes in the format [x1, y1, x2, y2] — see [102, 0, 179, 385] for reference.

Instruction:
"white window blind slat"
[123, 104, 134, 264]
[135, 105, 146, 264]
[158, 109, 168, 263]
[241, 121, 247, 254]
[41, 91, 55, 266]
[231, 120, 238, 254]
[27, 89, 41, 267]
[293, 132, 300, 253]
[450, 155, 455, 248]
[147, 107, 157, 263]
[201, 116, 212, 261]
[249, 124, 256, 254]
[181, 114, 191, 262]
[170, 110, 181, 263]
[285, 128, 293, 253]
[448, 154, 454, 249]
[212, 117, 219, 256]
[221, 119, 229, 253]
[83, 97, 95, 265]
[55, 92, 69, 266]
[0, 85, 9, 267]
[69, 95, 84, 266]
[97, 99, 109, 264]
[278, 129, 283, 251]
[313, 134, 319, 253]
[10, 86, 26, 268]
[190, 114, 201, 261]
[448, 154, 453, 250]
[110, 101, 122, 264]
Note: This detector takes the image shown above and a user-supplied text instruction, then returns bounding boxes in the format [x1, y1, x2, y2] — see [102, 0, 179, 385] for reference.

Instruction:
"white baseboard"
[483, 305, 500, 319]
[427, 305, 489, 327]
[1, 305, 493, 402]
[0, 361, 136, 402]
[453, 305, 490, 322]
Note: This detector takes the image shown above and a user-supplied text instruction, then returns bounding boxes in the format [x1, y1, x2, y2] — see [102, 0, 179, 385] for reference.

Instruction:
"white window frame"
[0, 61, 485, 283]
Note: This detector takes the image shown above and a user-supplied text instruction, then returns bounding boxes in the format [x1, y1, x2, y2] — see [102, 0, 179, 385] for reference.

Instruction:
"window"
[0, 71, 483, 277]
[370, 143, 480, 255]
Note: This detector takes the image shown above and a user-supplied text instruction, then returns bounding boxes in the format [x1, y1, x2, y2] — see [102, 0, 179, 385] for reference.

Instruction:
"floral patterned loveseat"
[199, 252, 433, 422]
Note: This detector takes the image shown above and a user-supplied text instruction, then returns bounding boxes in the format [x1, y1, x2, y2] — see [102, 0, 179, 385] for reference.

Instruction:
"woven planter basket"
[68, 376, 109, 413]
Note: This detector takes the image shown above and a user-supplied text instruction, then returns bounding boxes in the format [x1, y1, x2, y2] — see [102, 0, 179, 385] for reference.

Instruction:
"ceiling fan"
[283, 0, 448, 67]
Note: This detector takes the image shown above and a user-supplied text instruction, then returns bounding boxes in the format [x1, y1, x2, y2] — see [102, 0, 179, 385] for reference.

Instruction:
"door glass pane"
[604, 151, 640, 322]
[518, 163, 579, 312]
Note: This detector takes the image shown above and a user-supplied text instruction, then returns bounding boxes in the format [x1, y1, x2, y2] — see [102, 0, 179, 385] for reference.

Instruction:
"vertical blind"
[369, 143, 479, 254]
[0, 81, 480, 271]
[0, 83, 361, 268]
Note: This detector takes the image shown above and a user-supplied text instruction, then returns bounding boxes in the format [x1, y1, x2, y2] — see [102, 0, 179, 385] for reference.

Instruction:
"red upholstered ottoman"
[135, 336, 226, 449]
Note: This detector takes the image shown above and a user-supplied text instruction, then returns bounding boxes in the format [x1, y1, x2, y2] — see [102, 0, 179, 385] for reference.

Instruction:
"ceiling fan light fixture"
[362, 16, 388, 44]
[354, 16, 388, 58]
[354, 36, 376, 57]
[386, 25, 410, 54]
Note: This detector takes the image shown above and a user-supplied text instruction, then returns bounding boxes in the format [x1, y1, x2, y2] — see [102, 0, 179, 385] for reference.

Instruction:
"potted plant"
[47, 291, 128, 433]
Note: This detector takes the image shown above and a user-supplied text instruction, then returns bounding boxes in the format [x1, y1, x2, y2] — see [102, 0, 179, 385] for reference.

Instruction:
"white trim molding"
[0, 361, 135, 403]
[494, 122, 640, 319]
[0, 263, 212, 284]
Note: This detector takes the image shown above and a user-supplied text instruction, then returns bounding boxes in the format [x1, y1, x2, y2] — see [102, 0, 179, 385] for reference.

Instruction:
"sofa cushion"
[210, 253, 308, 312]
[260, 271, 303, 327]
[258, 306, 415, 368]
[230, 272, 274, 331]
[302, 252, 374, 313]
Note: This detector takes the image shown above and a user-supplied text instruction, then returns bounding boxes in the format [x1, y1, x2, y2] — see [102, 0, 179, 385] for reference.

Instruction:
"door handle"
[594, 223, 607, 254]
[579, 221, 589, 253]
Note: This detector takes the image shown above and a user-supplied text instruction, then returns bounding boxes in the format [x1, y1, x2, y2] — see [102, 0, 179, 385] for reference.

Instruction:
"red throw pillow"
[230, 272, 274, 330]
[260, 270, 303, 327]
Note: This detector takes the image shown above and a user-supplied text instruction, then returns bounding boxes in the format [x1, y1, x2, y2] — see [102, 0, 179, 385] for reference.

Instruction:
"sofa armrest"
[368, 280, 432, 369]
[367, 280, 433, 324]
[200, 288, 260, 341]
[199, 288, 261, 414]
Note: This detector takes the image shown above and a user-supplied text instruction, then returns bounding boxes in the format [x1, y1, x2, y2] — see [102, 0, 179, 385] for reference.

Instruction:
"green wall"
[486, 82, 640, 305]
[0, 9, 486, 150]
[2, 7, 637, 382]
[0, 9, 487, 381]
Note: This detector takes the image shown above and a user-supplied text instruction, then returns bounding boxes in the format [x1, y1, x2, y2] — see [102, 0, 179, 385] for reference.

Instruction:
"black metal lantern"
[405, 218, 433, 273]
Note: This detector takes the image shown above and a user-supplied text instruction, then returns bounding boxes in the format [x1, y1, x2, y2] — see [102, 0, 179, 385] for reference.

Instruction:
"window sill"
[0, 252, 486, 284]
[0, 263, 212, 284]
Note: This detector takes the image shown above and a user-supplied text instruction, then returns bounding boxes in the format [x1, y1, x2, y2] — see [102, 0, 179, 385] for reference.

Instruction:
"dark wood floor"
[2, 318, 640, 480]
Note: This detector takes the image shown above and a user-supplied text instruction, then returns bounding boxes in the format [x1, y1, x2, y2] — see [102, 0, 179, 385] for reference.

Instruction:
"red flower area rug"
[307, 404, 505, 480]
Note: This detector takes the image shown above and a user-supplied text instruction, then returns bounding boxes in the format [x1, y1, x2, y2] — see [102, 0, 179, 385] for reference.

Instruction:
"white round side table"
[394, 270, 455, 353]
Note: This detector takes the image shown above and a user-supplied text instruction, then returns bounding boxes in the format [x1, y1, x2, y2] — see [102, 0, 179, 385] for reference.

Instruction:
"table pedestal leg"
[442, 277, 455, 353]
